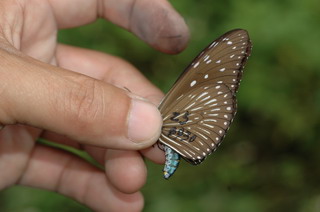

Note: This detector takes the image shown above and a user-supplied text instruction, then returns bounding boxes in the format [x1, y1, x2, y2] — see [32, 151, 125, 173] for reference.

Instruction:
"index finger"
[49, 0, 189, 54]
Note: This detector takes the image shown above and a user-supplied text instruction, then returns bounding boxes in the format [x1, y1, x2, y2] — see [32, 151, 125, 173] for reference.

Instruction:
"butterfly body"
[158, 29, 252, 179]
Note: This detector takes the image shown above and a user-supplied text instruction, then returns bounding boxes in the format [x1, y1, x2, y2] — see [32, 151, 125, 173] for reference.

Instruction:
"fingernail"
[128, 98, 162, 144]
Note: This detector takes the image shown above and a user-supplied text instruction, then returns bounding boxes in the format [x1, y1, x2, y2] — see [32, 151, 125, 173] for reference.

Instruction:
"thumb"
[0, 50, 162, 150]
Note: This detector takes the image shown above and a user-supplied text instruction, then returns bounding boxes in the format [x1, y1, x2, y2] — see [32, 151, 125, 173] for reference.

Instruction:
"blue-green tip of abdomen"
[163, 146, 180, 179]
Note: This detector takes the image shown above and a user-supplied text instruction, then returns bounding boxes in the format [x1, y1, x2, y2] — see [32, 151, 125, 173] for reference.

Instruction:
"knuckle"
[62, 76, 105, 128]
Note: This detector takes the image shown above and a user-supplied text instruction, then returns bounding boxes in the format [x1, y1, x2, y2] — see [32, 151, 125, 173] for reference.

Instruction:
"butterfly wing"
[159, 29, 251, 110]
[159, 84, 236, 164]
[158, 29, 252, 164]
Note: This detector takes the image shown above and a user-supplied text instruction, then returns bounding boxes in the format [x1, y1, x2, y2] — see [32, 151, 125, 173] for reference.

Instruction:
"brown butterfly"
[158, 29, 252, 179]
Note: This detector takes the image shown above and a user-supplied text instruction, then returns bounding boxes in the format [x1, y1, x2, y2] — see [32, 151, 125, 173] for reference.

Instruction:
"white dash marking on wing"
[203, 123, 214, 128]
[204, 119, 217, 122]
[200, 95, 210, 102]
[184, 102, 196, 110]
[211, 108, 221, 111]
[204, 98, 217, 105]
[197, 91, 208, 100]
[191, 106, 203, 112]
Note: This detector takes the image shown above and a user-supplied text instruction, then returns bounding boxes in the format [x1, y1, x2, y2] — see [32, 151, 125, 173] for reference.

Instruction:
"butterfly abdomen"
[163, 146, 180, 179]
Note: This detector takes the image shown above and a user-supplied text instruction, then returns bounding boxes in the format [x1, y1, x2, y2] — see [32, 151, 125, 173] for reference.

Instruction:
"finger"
[104, 150, 146, 194]
[49, 0, 189, 53]
[0, 125, 40, 190]
[56, 44, 164, 103]
[19, 144, 144, 211]
[56, 45, 165, 163]
[0, 49, 162, 150]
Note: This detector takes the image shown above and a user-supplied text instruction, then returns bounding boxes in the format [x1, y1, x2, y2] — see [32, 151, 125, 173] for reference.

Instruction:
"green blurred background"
[1, 0, 320, 211]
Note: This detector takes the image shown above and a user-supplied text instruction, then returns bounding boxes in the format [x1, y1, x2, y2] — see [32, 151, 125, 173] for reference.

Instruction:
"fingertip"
[105, 150, 147, 194]
[131, 0, 190, 54]
[127, 97, 162, 146]
[140, 146, 165, 164]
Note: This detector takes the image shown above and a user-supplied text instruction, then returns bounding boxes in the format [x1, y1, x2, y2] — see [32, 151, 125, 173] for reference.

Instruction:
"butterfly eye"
[158, 29, 252, 179]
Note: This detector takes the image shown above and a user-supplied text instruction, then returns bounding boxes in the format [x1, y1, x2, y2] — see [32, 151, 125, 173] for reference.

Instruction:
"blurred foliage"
[1, 0, 320, 211]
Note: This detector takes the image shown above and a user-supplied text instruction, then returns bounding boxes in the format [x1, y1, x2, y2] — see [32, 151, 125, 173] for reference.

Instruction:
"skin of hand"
[0, 0, 189, 211]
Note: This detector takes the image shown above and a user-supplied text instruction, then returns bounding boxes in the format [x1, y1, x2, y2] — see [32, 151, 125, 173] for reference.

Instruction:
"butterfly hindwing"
[159, 84, 236, 164]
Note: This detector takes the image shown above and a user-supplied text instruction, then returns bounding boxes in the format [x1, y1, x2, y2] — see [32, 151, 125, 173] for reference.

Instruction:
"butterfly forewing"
[159, 29, 251, 165]
[159, 29, 251, 111]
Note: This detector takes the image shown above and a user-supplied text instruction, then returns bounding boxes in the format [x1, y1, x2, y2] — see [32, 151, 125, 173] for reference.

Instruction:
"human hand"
[0, 0, 189, 211]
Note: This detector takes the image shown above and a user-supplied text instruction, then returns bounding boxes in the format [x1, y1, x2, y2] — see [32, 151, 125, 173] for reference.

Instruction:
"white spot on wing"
[206, 59, 212, 64]
[190, 80, 197, 87]
[219, 68, 226, 72]
[194, 62, 200, 68]
[216, 60, 221, 64]
[204, 74, 209, 79]
[227, 41, 233, 45]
